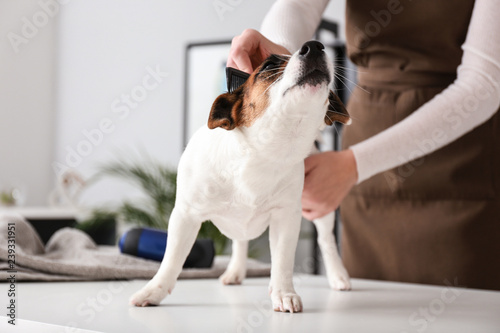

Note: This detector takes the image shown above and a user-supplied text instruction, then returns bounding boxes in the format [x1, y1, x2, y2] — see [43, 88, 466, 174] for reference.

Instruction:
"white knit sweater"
[261, 0, 500, 183]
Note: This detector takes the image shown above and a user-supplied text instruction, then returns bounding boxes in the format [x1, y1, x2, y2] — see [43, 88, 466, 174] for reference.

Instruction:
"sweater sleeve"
[349, 0, 500, 183]
[260, 0, 330, 53]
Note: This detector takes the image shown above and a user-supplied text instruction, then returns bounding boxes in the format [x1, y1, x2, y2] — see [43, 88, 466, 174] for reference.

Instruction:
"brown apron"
[341, 0, 500, 290]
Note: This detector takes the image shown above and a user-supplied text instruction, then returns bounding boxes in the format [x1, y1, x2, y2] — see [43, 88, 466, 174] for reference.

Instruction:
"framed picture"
[183, 40, 231, 148]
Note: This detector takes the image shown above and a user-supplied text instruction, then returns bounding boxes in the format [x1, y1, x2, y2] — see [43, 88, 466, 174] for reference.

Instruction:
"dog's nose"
[298, 41, 325, 59]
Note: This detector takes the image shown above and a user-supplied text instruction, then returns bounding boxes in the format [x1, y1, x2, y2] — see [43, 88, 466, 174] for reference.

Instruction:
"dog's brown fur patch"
[325, 90, 350, 125]
[238, 75, 269, 127]
[208, 56, 288, 130]
[208, 90, 243, 130]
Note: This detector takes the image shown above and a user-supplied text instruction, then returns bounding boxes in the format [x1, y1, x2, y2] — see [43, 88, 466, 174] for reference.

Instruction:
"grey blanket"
[0, 214, 270, 282]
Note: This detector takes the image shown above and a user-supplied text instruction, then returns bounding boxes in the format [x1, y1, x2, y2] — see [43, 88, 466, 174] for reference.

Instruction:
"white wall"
[54, 0, 275, 205]
[0, 0, 57, 206]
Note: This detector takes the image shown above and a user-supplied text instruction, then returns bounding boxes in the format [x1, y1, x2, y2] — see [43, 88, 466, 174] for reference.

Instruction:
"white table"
[1, 276, 499, 333]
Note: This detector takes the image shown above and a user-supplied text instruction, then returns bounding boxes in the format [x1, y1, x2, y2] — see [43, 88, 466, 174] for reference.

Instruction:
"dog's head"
[208, 41, 350, 132]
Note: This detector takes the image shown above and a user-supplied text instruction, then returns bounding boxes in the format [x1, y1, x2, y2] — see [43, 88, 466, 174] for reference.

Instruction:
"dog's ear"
[208, 89, 244, 130]
[325, 90, 351, 126]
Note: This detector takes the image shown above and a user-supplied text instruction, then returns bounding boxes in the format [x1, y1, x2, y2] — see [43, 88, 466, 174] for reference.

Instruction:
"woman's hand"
[302, 149, 359, 220]
[227, 29, 290, 73]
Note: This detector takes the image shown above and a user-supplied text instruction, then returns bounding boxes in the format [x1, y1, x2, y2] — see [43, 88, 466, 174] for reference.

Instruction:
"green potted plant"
[0, 188, 20, 206]
[76, 209, 118, 245]
[80, 161, 229, 254]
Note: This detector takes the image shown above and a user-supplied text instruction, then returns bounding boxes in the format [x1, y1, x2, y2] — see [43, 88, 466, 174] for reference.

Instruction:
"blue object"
[119, 227, 214, 268]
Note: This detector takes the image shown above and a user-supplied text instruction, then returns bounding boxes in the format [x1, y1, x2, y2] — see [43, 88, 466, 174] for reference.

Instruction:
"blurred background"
[0, 0, 347, 269]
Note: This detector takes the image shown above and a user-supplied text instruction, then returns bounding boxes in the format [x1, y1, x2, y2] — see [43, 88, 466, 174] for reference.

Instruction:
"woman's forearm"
[260, 0, 330, 53]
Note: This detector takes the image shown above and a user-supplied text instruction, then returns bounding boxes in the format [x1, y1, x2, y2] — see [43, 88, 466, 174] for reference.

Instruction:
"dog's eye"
[262, 61, 277, 71]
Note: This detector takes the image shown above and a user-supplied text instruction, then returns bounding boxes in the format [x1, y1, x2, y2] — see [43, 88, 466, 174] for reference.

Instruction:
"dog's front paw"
[129, 280, 171, 307]
[219, 266, 246, 285]
[327, 266, 351, 291]
[270, 289, 302, 313]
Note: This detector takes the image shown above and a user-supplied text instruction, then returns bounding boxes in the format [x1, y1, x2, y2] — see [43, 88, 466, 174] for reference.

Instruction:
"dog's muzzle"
[296, 41, 331, 87]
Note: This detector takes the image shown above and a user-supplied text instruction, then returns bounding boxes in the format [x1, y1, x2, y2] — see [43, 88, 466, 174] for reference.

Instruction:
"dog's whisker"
[255, 76, 282, 101]
[263, 71, 285, 83]
[333, 64, 364, 73]
[259, 75, 285, 94]
[265, 70, 285, 80]
[261, 67, 284, 73]
[261, 67, 282, 72]
[333, 73, 370, 95]
[274, 55, 292, 62]
[266, 68, 285, 74]
[333, 72, 360, 86]
[326, 107, 347, 116]
[262, 76, 283, 97]
[332, 75, 356, 95]
[327, 103, 359, 121]
[332, 121, 341, 137]
[263, 78, 282, 95]
[327, 107, 357, 120]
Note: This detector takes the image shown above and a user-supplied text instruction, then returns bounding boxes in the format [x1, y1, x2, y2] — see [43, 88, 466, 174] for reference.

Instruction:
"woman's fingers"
[228, 30, 262, 73]
[301, 150, 358, 220]
[228, 29, 290, 73]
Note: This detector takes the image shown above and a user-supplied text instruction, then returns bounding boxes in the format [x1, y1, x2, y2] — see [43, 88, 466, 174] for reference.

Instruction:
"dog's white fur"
[130, 42, 351, 313]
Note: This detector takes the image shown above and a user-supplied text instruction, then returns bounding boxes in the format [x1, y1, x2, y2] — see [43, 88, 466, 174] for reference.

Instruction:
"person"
[227, 0, 500, 290]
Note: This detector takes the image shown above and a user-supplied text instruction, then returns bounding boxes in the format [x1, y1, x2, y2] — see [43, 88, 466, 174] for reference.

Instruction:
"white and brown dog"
[130, 41, 351, 313]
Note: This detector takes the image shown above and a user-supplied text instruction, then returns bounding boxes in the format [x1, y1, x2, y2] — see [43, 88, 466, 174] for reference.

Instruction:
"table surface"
[1, 275, 499, 333]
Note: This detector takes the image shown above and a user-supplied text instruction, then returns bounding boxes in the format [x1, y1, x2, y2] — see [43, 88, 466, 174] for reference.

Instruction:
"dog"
[130, 40, 351, 313]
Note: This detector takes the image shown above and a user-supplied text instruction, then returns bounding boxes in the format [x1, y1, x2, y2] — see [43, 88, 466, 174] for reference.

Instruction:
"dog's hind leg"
[312, 212, 351, 290]
[129, 208, 202, 306]
[219, 239, 248, 285]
